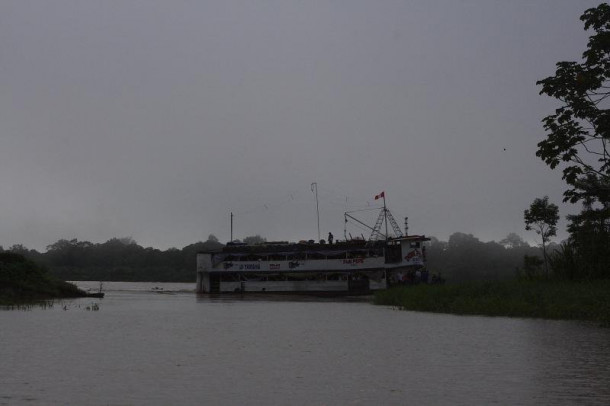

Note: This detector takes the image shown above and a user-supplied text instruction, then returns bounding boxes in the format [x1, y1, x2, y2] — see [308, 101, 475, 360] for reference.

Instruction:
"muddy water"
[1, 282, 609, 405]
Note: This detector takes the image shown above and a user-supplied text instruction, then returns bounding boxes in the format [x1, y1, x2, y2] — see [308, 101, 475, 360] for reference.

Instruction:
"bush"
[0, 253, 86, 305]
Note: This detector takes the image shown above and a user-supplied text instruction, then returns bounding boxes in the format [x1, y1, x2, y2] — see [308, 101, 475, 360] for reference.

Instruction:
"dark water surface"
[1, 282, 610, 405]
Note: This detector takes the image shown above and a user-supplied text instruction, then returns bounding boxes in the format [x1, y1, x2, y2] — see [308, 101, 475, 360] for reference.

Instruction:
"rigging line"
[346, 221, 374, 234]
[318, 187, 393, 212]
[345, 207, 383, 214]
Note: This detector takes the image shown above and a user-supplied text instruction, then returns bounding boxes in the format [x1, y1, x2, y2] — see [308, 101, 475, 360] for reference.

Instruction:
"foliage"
[374, 280, 610, 326]
[0, 252, 85, 305]
[524, 197, 560, 240]
[426, 232, 541, 283]
[519, 255, 545, 281]
[536, 3, 610, 205]
[524, 196, 559, 277]
[547, 241, 579, 280]
[17, 237, 225, 282]
[4, 231, 542, 284]
[499, 232, 528, 249]
[243, 235, 267, 245]
[552, 214, 610, 280]
[536, 4, 610, 280]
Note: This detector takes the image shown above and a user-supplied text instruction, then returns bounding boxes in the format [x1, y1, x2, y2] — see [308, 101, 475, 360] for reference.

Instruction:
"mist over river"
[2, 282, 610, 405]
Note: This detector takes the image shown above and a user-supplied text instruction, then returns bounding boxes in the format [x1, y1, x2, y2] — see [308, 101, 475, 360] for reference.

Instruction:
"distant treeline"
[2, 233, 544, 283]
[427, 232, 546, 283]
[3, 237, 223, 282]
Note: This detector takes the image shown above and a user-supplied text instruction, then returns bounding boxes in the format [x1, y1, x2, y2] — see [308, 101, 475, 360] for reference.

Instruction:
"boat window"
[410, 242, 421, 248]
[287, 253, 306, 260]
[306, 252, 325, 260]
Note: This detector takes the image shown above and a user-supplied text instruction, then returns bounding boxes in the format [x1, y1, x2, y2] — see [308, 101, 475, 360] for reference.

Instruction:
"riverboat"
[196, 234, 430, 295]
[197, 191, 432, 294]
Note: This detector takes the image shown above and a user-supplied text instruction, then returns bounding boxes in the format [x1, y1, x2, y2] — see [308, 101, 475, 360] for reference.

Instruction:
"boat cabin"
[196, 235, 429, 294]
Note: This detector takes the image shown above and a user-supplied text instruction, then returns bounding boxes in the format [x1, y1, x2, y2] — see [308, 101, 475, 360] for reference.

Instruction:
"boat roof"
[392, 235, 431, 242]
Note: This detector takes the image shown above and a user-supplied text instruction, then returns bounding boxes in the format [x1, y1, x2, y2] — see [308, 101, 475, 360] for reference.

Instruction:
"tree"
[537, 4, 610, 279]
[499, 233, 529, 249]
[524, 196, 559, 278]
[206, 234, 219, 243]
[9, 244, 28, 253]
[243, 235, 266, 245]
[536, 4, 610, 205]
[117, 237, 137, 245]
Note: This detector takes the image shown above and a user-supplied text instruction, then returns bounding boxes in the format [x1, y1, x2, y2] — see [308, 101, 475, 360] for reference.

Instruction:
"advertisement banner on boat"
[403, 248, 424, 265]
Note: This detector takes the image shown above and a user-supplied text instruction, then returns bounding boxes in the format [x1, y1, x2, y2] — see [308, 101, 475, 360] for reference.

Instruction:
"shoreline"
[373, 279, 610, 326]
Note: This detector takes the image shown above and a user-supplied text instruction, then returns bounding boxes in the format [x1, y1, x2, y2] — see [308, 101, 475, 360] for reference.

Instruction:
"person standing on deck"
[328, 232, 334, 245]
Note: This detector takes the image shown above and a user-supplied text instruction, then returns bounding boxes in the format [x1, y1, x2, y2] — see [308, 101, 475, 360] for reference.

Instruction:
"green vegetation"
[535, 3, 610, 280]
[3, 231, 542, 283]
[374, 280, 610, 325]
[388, 4, 608, 324]
[0, 252, 87, 306]
[4, 236, 224, 283]
[426, 232, 544, 283]
[524, 196, 559, 277]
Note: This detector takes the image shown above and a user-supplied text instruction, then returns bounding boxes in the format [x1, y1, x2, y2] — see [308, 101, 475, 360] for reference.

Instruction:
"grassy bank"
[374, 280, 610, 326]
[0, 252, 87, 306]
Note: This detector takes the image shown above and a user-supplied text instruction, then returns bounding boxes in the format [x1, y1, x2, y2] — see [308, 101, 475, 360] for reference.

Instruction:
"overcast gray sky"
[0, 0, 601, 251]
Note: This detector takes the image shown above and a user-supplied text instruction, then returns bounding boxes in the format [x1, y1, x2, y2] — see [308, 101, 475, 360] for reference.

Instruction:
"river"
[1, 281, 609, 405]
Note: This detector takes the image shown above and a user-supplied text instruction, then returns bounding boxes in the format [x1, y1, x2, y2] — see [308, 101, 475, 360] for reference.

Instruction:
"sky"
[0, 0, 602, 251]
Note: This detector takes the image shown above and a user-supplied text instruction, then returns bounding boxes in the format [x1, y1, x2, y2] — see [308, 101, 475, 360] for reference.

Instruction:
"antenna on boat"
[311, 182, 320, 241]
[230, 212, 234, 242]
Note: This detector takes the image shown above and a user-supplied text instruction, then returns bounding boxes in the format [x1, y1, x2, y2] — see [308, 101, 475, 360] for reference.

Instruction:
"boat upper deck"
[199, 235, 429, 257]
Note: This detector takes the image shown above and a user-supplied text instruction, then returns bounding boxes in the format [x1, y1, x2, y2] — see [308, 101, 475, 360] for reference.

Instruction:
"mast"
[344, 191, 403, 241]
[383, 194, 389, 241]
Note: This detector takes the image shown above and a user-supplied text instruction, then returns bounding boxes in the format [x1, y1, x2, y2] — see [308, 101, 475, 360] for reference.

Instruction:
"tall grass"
[374, 280, 610, 326]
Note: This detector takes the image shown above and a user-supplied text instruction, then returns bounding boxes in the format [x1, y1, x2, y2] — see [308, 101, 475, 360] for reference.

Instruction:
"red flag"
[374, 191, 385, 200]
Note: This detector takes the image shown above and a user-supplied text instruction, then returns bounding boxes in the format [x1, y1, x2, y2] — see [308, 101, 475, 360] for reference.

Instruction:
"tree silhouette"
[536, 4, 610, 205]
[524, 196, 559, 278]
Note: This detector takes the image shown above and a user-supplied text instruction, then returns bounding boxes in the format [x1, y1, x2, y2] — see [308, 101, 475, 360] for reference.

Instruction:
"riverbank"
[0, 252, 88, 306]
[374, 280, 610, 326]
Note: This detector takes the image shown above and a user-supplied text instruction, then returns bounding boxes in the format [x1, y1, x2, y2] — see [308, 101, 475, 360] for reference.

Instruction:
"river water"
[1, 281, 610, 405]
